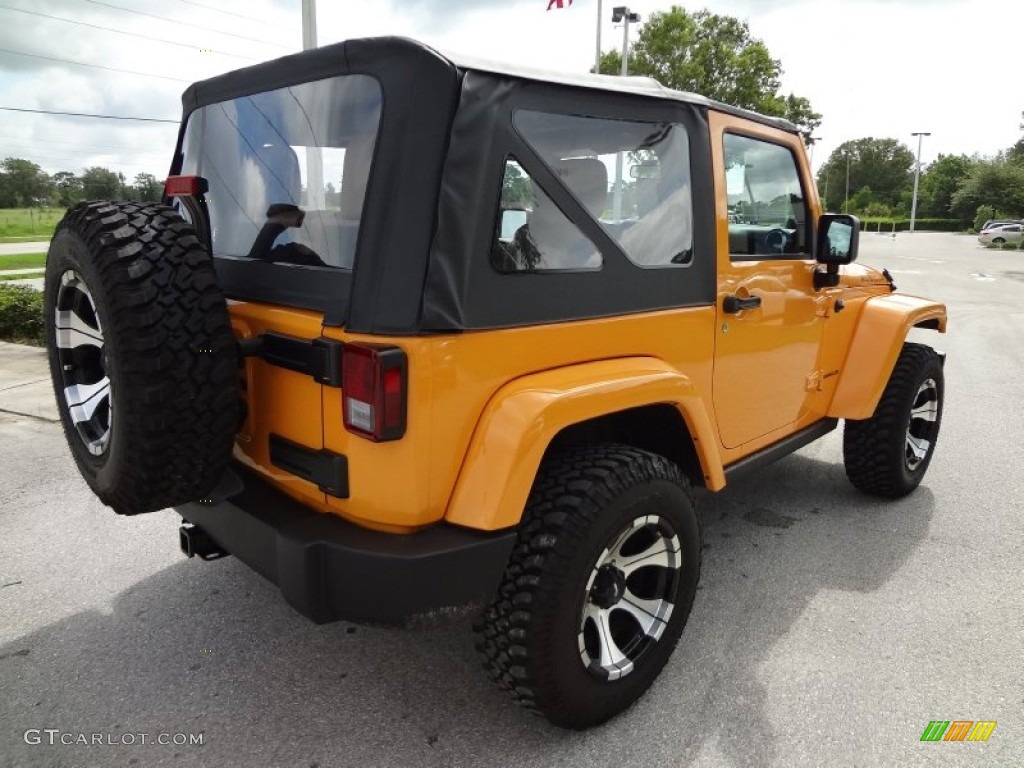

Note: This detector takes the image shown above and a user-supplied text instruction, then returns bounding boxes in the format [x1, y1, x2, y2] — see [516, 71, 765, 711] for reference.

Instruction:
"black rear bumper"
[175, 467, 517, 626]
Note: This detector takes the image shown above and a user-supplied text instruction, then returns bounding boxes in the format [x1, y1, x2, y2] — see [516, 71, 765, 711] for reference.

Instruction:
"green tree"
[973, 205, 996, 232]
[597, 7, 821, 137]
[51, 171, 82, 208]
[917, 154, 975, 218]
[847, 185, 876, 215]
[502, 162, 532, 206]
[81, 166, 123, 199]
[776, 94, 820, 142]
[0, 173, 13, 208]
[1006, 110, 1024, 166]
[0, 158, 52, 206]
[816, 138, 915, 212]
[951, 161, 1024, 221]
[1007, 140, 1024, 166]
[862, 200, 894, 218]
[132, 172, 163, 202]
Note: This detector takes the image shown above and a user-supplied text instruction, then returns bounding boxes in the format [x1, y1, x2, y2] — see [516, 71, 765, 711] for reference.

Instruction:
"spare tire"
[44, 201, 239, 515]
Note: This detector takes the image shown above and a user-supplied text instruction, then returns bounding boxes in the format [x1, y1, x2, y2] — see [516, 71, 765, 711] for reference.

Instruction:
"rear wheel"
[474, 444, 701, 729]
[45, 201, 238, 515]
[843, 342, 944, 498]
[992, 237, 1006, 244]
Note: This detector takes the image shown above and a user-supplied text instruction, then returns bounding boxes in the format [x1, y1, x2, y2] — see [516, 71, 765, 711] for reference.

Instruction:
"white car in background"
[980, 219, 1021, 231]
[978, 223, 1023, 246]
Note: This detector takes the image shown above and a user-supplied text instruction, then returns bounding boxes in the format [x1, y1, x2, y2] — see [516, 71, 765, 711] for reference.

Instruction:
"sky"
[0, 0, 1020, 182]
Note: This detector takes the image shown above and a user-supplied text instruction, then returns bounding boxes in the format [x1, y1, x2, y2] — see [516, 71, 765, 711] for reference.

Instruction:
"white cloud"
[711, 0, 1023, 168]
[0, 0, 297, 178]
[315, 0, 1022, 169]
[0, 0, 1019, 181]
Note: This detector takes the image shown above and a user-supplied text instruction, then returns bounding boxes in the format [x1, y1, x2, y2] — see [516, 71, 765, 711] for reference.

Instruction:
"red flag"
[547, 0, 573, 9]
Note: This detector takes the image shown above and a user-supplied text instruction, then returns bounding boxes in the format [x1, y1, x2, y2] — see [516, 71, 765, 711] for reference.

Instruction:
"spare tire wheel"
[44, 201, 239, 515]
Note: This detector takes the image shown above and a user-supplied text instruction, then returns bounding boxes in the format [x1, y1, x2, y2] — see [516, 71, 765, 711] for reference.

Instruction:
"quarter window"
[501, 110, 693, 269]
[492, 158, 602, 272]
[724, 133, 810, 259]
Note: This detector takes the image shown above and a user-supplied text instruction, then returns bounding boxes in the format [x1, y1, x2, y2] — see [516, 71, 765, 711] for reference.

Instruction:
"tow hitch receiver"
[179, 524, 229, 561]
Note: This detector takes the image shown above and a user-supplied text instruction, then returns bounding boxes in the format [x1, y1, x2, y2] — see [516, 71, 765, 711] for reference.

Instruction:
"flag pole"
[595, 0, 602, 74]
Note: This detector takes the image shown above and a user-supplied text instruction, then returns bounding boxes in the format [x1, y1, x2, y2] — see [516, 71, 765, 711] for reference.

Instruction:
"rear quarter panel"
[321, 307, 717, 531]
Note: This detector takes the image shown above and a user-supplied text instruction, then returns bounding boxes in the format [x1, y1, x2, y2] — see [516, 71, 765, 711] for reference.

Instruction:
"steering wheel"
[764, 228, 788, 254]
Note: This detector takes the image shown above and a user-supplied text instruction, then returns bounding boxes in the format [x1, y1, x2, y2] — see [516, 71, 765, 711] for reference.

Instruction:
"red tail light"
[342, 343, 407, 441]
[164, 175, 208, 197]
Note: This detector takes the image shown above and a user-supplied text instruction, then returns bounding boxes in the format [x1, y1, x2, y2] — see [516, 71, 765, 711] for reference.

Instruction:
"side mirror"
[813, 214, 860, 290]
[816, 213, 860, 265]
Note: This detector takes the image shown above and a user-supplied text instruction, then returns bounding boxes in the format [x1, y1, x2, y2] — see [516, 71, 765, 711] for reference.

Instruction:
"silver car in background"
[978, 223, 1024, 246]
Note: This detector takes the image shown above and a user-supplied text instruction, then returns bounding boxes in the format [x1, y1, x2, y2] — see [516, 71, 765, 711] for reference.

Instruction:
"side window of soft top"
[490, 110, 694, 274]
[492, 158, 603, 273]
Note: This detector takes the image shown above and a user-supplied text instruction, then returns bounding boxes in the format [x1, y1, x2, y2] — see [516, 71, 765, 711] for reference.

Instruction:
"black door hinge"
[239, 333, 343, 387]
[269, 435, 349, 498]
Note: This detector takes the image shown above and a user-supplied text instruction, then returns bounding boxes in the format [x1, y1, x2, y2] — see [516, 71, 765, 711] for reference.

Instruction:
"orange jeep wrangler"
[44, 37, 946, 729]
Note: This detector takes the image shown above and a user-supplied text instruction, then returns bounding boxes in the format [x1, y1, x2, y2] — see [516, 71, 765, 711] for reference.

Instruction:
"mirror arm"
[813, 264, 840, 291]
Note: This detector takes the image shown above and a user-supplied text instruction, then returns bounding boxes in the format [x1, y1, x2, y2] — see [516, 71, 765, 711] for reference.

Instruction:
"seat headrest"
[549, 157, 608, 215]
[339, 136, 376, 220]
[253, 143, 301, 205]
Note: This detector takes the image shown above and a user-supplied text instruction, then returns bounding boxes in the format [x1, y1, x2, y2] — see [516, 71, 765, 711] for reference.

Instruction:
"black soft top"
[173, 37, 783, 333]
[181, 36, 798, 135]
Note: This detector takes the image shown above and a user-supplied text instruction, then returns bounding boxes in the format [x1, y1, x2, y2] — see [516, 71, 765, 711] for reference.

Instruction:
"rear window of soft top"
[178, 74, 382, 270]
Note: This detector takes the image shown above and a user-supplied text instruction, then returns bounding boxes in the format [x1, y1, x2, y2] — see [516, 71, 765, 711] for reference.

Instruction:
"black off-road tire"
[44, 201, 238, 515]
[474, 444, 701, 730]
[843, 342, 944, 498]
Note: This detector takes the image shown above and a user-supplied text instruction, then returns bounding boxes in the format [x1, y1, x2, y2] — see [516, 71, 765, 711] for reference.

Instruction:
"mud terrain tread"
[473, 443, 699, 728]
[47, 201, 238, 515]
[843, 342, 942, 498]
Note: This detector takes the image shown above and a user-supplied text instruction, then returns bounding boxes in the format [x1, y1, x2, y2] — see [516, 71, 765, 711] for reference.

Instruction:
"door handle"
[723, 294, 762, 314]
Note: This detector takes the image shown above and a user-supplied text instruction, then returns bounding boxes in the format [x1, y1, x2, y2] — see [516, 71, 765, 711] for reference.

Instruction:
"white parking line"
[887, 254, 945, 264]
[970, 273, 996, 282]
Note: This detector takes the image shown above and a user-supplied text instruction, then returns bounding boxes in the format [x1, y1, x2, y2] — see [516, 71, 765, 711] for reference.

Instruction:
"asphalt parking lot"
[1, 233, 1021, 767]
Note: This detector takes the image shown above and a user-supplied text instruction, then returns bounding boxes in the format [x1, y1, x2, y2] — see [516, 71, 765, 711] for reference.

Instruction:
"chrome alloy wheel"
[54, 270, 112, 456]
[905, 377, 939, 471]
[579, 514, 682, 681]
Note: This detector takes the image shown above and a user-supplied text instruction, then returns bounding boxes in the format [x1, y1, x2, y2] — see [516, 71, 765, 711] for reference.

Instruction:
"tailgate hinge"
[239, 333, 343, 387]
[269, 435, 349, 498]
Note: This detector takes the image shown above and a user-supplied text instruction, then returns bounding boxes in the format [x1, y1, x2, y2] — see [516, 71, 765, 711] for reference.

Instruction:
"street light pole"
[620, 13, 631, 77]
[301, 0, 317, 50]
[844, 152, 851, 214]
[909, 131, 931, 233]
[611, 7, 640, 221]
[806, 135, 820, 201]
[300, 0, 324, 209]
[595, 0, 602, 74]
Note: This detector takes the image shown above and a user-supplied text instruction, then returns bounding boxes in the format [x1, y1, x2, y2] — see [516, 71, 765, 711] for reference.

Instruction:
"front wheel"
[843, 342, 944, 498]
[474, 444, 701, 729]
